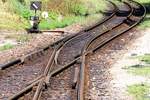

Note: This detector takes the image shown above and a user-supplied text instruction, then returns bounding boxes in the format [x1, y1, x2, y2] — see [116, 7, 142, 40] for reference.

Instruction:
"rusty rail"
[8, 0, 146, 100]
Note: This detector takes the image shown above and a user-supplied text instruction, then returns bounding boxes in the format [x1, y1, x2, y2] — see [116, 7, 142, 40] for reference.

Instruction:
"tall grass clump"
[0, 0, 108, 30]
[0, 0, 30, 30]
[39, 0, 108, 29]
[7, 0, 31, 19]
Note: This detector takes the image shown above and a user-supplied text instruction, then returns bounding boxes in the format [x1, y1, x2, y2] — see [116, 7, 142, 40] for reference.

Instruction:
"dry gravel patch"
[110, 28, 150, 99]
[0, 24, 83, 64]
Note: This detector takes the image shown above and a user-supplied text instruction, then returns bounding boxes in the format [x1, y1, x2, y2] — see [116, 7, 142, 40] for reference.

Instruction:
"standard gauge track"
[0, 0, 146, 100]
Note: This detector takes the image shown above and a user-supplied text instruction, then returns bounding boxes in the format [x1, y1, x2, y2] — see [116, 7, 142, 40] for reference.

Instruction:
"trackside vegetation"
[0, 0, 108, 30]
[0, 0, 149, 30]
[125, 54, 150, 99]
[127, 83, 150, 100]
[0, 43, 14, 51]
[124, 54, 150, 76]
[136, 0, 150, 29]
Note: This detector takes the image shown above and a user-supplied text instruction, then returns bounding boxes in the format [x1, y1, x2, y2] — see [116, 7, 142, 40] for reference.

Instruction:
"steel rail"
[32, 1, 119, 98]
[32, 1, 146, 99]
[31, 1, 118, 99]
[83, 0, 117, 32]
[54, 0, 118, 66]
[54, 0, 132, 65]
[32, 39, 68, 100]
[77, 1, 133, 100]
[90, 1, 146, 53]
[77, 0, 146, 100]
[45, 2, 133, 100]
[8, 0, 146, 99]
[45, 1, 146, 99]
[8, 1, 117, 99]
[0, 0, 116, 71]
[82, 2, 134, 55]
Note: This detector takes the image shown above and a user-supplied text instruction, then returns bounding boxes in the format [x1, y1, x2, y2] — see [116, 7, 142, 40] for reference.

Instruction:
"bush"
[8, 0, 31, 19]
[21, 9, 31, 19]
[71, 4, 88, 16]
[48, 12, 59, 20]
[39, 15, 83, 30]
[0, 0, 108, 30]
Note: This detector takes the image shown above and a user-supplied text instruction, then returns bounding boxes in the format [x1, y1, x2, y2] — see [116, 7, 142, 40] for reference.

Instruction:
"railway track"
[0, 0, 146, 100]
[79, 1, 146, 99]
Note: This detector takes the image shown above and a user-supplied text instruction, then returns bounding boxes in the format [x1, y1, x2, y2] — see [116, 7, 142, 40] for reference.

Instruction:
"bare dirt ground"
[110, 28, 150, 100]
[0, 24, 83, 64]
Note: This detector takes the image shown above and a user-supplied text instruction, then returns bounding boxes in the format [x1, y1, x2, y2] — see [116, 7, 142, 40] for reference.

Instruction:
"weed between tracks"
[127, 83, 150, 100]
[0, 43, 14, 51]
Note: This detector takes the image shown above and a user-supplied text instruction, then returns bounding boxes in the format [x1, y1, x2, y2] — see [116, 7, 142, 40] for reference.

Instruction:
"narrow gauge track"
[0, 1, 116, 99]
[0, 0, 146, 100]
[51, 0, 146, 100]
[78, 0, 146, 100]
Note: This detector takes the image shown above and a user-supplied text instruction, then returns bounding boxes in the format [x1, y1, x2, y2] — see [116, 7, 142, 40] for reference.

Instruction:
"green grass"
[136, 54, 150, 64]
[124, 65, 150, 76]
[5, 34, 32, 43]
[136, 0, 150, 29]
[130, 54, 150, 64]
[39, 13, 103, 30]
[125, 54, 150, 76]
[39, 0, 107, 30]
[0, 43, 14, 51]
[0, 11, 29, 30]
[136, 0, 150, 4]
[127, 83, 150, 100]
[71, 0, 108, 16]
[1, 0, 150, 30]
[0, 0, 30, 30]
[46, 0, 108, 16]
[139, 14, 150, 29]
[78, 14, 103, 27]
[139, 54, 150, 64]
[39, 15, 84, 29]
[0, 0, 108, 30]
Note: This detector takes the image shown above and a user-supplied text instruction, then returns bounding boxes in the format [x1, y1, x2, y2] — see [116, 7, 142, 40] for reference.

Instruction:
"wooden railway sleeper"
[72, 59, 83, 89]
[72, 67, 80, 89]
[123, 18, 136, 26]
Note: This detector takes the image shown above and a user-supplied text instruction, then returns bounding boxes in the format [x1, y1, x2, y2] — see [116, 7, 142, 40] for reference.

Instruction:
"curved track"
[0, 0, 146, 100]
[78, 0, 146, 100]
